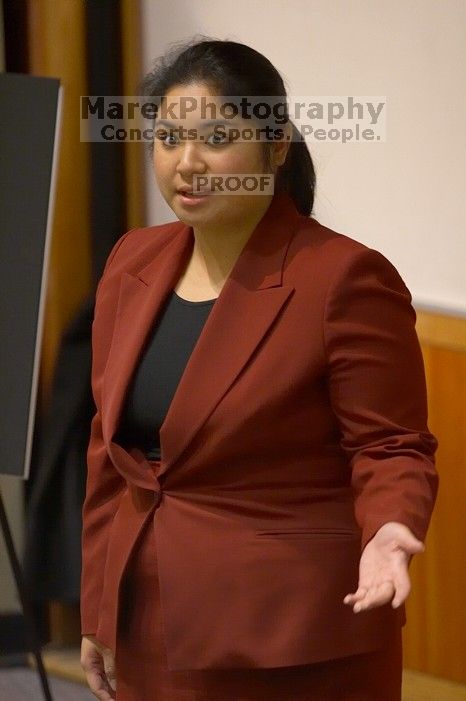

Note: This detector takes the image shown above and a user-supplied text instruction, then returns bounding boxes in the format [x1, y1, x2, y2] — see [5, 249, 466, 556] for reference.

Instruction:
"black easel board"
[0, 73, 62, 478]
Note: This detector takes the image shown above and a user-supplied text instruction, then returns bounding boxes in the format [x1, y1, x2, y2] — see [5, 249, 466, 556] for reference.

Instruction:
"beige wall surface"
[141, 0, 465, 317]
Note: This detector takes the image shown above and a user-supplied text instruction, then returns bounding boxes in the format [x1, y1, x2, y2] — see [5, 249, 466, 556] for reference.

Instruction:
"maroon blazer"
[80, 190, 438, 671]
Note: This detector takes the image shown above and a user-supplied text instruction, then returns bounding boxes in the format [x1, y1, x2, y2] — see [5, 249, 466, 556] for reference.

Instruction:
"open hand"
[81, 634, 116, 700]
[343, 521, 425, 613]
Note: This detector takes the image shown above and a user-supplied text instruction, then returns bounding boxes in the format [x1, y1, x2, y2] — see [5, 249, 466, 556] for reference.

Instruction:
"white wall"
[141, 0, 466, 317]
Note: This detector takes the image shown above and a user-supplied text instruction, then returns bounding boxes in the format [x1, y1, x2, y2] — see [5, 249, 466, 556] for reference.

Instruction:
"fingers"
[81, 641, 116, 701]
[343, 585, 368, 605]
[85, 667, 116, 701]
[103, 649, 117, 693]
[344, 569, 412, 612]
[343, 580, 395, 612]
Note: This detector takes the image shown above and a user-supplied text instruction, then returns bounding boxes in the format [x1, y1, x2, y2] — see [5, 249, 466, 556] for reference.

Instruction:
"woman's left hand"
[343, 521, 425, 613]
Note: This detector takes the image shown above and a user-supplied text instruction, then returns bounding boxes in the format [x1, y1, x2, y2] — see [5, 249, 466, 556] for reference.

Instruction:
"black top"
[115, 289, 217, 460]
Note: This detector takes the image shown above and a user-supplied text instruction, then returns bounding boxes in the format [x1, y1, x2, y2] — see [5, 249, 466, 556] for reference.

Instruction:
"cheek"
[153, 166, 164, 189]
[153, 154, 172, 186]
[217, 146, 265, 175]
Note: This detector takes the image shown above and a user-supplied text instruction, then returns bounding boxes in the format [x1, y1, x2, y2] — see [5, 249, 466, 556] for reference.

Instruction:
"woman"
[80, 38, 439, 701]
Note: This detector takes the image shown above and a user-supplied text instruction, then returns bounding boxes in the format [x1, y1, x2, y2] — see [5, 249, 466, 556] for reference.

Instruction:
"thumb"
[395, 530, 425, 556]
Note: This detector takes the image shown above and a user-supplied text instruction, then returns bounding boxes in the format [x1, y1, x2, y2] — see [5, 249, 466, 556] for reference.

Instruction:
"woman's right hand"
[81, 634, 117, 700]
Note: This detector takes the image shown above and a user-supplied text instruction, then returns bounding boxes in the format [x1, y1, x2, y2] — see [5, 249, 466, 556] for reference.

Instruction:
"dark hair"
[139, 35, 315, 216]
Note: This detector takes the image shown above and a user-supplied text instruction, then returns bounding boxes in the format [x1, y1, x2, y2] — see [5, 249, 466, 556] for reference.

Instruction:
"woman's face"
[152, 81, 289, 232]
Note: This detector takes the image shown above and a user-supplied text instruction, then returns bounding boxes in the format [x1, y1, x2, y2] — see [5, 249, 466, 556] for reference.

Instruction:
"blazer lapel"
[102, 191, 301, 480]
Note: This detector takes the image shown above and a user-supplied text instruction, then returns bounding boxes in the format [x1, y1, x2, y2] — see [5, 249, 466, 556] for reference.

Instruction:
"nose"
[175, 142, 207, 178]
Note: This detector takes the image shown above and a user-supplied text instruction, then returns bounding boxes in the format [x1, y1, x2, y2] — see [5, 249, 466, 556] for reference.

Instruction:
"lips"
[177, 189, 211, 196]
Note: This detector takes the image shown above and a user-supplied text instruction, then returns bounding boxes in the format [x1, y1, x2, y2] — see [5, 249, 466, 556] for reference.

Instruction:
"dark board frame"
[0, 73, 62, 478]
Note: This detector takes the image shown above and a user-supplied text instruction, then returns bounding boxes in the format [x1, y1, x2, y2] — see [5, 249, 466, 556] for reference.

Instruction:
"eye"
[207, 126, 230, 146]
[154, 128, 178, 146]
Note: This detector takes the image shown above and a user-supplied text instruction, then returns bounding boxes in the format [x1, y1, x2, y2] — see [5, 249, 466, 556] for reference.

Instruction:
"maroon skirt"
[114, 509, 403, 701]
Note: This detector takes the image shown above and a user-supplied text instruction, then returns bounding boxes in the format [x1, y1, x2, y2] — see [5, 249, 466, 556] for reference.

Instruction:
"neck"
[187, 195, 273, 287]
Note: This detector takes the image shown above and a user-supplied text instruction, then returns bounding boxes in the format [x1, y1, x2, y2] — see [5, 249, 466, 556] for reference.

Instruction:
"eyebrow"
[154, 118, 234, 128]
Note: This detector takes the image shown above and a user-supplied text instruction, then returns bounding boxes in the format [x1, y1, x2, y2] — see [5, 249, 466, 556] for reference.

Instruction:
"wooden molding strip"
[415, 309, 466, 352]
[120, 0, 146, 229]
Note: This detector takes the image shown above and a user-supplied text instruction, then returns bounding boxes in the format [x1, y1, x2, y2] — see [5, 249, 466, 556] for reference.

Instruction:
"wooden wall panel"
[120, 0, 146, 228]
[27, 0, 92, 410]
[403, 312, 466, 683]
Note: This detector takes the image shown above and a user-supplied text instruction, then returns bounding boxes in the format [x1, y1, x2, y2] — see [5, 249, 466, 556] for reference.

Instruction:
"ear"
[271, 121, 293, 167]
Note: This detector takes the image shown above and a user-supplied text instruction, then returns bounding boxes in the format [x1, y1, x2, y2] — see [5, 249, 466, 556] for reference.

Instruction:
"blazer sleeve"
[80, 230, 135, 636]
[323, 246, 439, 553]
